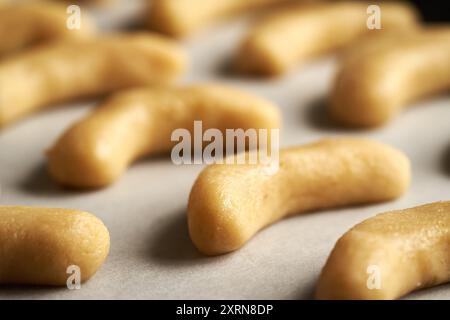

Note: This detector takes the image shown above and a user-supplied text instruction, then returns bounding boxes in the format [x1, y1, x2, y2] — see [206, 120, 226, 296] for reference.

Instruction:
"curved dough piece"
[147, 0, 289, 37]
[47, 84, 281, 188]
[316, 201, 450, 300]
[0, 2, 96, 57]
[330, 28, 450, 127]
[236, 1, 419, 76]
[0, 206, 110, 286]
[188, 138, 411, 255]
[0, 33, 186, 127]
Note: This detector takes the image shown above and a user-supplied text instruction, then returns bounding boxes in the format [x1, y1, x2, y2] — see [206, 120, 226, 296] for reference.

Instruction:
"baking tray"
[0, 0, 449, 299]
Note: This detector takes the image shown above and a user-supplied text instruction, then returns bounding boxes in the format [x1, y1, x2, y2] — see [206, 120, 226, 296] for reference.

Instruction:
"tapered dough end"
[188, 165, 252, 256]
[47, 123, 125, 189]
[187, 83, 282, 130]
[329, 59, 402, 128]
[236, 38, 286, 76]
[315, 231, 396, 300]
[316, 138, 412, 201]
[147, 0, 190, 37]
[0, 206, 110, 285]
[56, 209, 110, 284]
[119, 32, 189, 83]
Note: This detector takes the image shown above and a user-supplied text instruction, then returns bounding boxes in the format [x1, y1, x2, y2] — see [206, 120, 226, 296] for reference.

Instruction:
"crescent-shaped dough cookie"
[0, 33, 186, 127]
[188, 138, 411, 255]
[330, 28, 450, 127]
[236, 1, 419, 76]
[316, 201, 450, 300]
[47, 84, 281, 188]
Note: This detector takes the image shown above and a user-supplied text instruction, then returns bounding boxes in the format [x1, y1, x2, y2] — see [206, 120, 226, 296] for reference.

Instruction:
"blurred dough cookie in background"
[330, 27, 450, 128]
[147, 0, 307, 38]
[236, 1, 420, 76]
[0, 1, 97, 57]
[0, 32, 187, 127]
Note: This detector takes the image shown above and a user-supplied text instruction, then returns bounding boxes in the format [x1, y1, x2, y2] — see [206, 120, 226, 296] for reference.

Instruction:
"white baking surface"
[0, 0, 449, 300]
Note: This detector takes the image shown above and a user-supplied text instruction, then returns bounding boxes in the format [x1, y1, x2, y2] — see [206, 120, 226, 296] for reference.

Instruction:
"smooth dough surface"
[188, 138, 411, 255]
[316, 201, 450, 300]
[0, 206, 110, 286]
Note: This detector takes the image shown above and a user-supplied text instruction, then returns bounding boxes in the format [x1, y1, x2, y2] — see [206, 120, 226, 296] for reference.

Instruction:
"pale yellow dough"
[330, 28, 450, 127]
[188, 138, 411, 255]
[0, 2, 96, 57]
[316, 201, 450, 300]
[47, 84, 281, 189]
[0, 206, 110, 286]
[236, 1, 419, 76]
[0, 33, 186, 127]
[148, 0, 290, 37]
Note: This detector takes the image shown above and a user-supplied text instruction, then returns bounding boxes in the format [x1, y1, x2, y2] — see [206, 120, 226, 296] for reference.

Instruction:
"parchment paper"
[0, 0, 449, 300]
